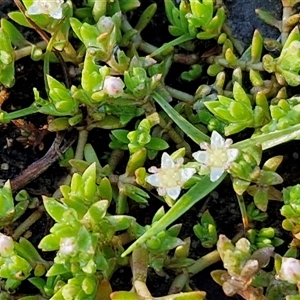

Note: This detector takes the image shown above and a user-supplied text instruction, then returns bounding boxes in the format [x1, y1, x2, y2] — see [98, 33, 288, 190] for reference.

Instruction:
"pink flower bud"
[278, 257, 300, 284]
[103, 76, 124, 97]
[0, 233, 14, 256]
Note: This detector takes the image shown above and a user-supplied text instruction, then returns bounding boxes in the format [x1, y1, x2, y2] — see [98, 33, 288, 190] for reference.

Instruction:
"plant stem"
[108, 149, 124, 173]
[14, 41, 47, 60]
[188, 250, 220, 276]
[207, 56, 264, 72]
[158, 112, 192, 157]
[52, 129, 88, 198]
[12, 205, 45, 240]
[115, 190, 128, 215]
[236, 193, 249, 231]
[131, 247, 152, 299]
[165, 86, 195, 103]
[0, 105, 39, 122]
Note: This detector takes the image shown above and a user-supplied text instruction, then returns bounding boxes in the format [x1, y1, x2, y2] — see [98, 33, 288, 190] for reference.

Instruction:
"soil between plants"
[0, 0, 294, 299]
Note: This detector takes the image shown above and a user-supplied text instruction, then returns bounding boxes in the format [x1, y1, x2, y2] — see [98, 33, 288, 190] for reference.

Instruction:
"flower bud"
[278, 257, 300, 284]
[0, 233, 14, 256]
[103, 76, 124, 97]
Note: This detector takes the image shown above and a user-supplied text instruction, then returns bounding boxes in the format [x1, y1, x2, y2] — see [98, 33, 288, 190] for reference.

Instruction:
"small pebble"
[1, 163, 9, 170]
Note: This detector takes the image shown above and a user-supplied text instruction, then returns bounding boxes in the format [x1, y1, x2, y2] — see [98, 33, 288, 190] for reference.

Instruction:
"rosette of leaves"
[109, 114, 169, 159]
[229, 145, 283, 211]
[136, 207, 191, 273]
[204, 82, 269, 135]
[247, 227, 284, 250]
[212, 235, 274, 299]
[261, 98, 300, 133]
[38, 163, 140, 299]
[263, 26, 300, 86]
[246, 155, 283, 212]
[164, 0, 225, 40]
[193, 210, 217, 248]
[281, 184, 300, 240]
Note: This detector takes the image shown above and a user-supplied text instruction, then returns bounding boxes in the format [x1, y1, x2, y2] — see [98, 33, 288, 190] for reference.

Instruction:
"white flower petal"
[192, 151, 209, 164]
[166, 186, 181, 200]
[50, 7, 63, 19]
[224, 138, 233, 148]
[146, 174, 161, 187]
[148, 166, 158, 173]
[227, 148, 239, 163]
[199, 141, 209, 150]
[211, 131, 225, 148]
[180, 168, 196, 181]
[161, 152, 175, 169]
[27, 3, 42, 15]
[157, 187, 166, 196]
[210, 167, 225, 182]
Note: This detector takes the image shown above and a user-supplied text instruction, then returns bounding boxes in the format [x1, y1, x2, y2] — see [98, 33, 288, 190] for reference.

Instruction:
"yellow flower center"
[159, 167, 182, 188]
[208, 148, 229, 168]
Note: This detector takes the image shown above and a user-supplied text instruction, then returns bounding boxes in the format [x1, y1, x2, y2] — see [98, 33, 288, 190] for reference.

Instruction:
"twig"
[11, 131, 77, 192]
[12, 205, 45, 240]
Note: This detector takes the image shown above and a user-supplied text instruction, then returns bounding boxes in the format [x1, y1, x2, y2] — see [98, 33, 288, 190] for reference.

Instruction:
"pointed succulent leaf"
[251, 30, 263, 63]
[42, 196, 68, 223]
[262, 156, 283, 172]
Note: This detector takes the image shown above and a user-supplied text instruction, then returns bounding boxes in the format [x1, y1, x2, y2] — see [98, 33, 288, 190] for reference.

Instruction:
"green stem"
[139, 40, 159, 55]
[52, 129, 89, 199]
[207, 56, 264, 72]
[165, 86, 195, 103]
[236, 193, 249, 230]
[122, 174, 225, 257]
[222, 24, 245, 55]
[0, 105, 39, 122]
[74, 129, 89, 161]
[158, 112, 192, 157]
[108, 149, 124, 173]
[149, 34, 194, 58]
[116, 190, 128, 215]
[14, 41, 47, 61]
[187, 249, 220, 276]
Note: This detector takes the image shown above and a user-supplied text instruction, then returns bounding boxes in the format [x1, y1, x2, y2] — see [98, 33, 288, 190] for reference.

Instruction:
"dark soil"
[0, 0, 293, 300]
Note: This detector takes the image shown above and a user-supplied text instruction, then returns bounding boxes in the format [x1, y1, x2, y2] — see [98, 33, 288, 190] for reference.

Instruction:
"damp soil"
[0, 0, 295, 299]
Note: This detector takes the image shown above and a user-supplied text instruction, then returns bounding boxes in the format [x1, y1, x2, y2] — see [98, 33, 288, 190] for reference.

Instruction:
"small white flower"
[278, 257, 300, 284]
[0, 233, 14, 256]
[192, 131, 239, 182]
[27, 0, 64, 19]
[146, 152, 196, 200]
[103, 76, 125, 97]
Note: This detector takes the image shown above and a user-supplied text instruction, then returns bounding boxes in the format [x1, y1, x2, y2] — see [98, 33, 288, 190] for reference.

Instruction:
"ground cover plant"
[1, 0, 300, 299]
